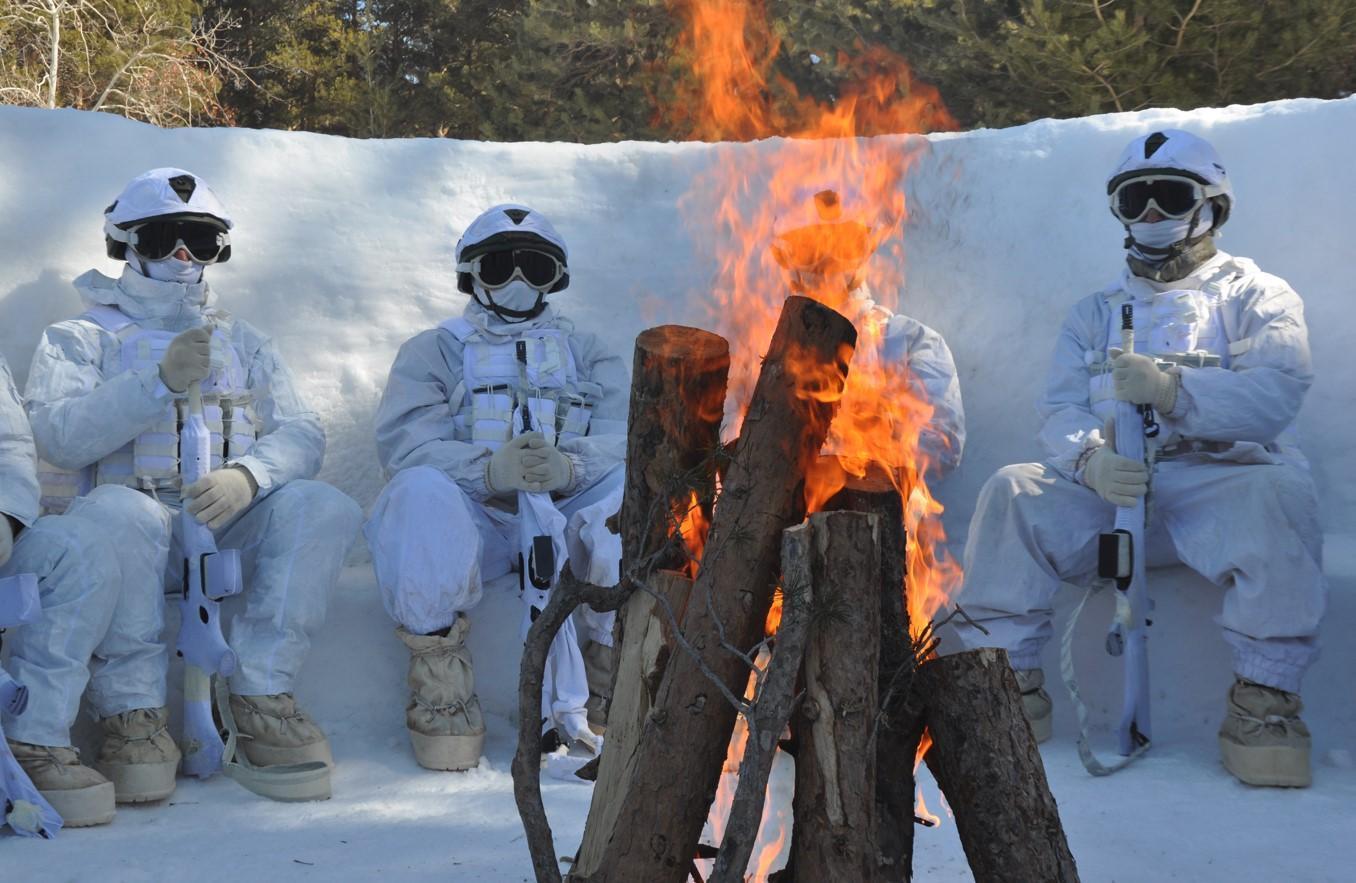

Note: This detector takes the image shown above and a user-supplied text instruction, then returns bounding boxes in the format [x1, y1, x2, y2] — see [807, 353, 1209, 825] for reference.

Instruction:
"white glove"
[159, 327, 212, 393]
[184, 466, 258, 529]
[520, 442, 573, 494]
[487, 432, 547, 495]
[1112, 352, 1178, 413]
[0, 515, 14, 568]
[1081, 439, 1148, 508]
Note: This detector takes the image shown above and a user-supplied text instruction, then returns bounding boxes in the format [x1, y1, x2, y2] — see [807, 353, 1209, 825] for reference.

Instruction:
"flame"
[700, 651, 791, 880]
[913, 729, 942, 827]
[675, 2, 960, 875]
[674, 490, 709, 579]
[669, 0, 962, 639]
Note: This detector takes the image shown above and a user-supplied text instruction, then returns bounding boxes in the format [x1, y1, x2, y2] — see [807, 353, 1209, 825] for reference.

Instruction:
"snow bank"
[2, 99, 1354, 880]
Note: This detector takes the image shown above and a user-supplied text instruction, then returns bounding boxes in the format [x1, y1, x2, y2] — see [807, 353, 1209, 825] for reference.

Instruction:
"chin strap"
[472, 288, 546, 323]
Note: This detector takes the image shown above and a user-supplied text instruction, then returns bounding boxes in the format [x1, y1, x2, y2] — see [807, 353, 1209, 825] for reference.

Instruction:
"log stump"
[917, 648, 1079, 882]
[823, 462, 918, 881]
[788, 511, 882, 883]
[574, 325, 727, 881]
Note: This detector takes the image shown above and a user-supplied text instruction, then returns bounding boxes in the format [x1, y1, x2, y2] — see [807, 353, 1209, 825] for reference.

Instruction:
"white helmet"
[1106, 130, 1233, 230]
[103, 168, 233, 263]
[770, 187, 876, 287]
[455, 204, 569, 322]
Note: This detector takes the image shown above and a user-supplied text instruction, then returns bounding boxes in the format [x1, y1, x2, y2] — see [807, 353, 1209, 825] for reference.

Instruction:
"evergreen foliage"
[4, 0, 1354, 138]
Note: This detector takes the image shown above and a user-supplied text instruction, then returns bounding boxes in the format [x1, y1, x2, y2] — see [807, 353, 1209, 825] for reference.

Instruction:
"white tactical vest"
[1085, 263, 1248, 424]
[439, 318, 600, 450]
[38, 305, 258, 513]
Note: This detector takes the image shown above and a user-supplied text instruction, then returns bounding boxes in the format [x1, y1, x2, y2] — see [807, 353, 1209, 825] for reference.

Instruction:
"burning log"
[708, 523, 814, 883]
[916, 648, 1080, 882]
[821, 463, 918, 880]
[617, 324, 729, 580]
[571, 295, 856, 883]
[573, 325, 728, 880]
[785, 510, 883, 883]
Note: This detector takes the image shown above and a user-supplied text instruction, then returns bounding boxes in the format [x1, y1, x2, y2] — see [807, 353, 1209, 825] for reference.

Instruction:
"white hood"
[72, 265, 218, 330]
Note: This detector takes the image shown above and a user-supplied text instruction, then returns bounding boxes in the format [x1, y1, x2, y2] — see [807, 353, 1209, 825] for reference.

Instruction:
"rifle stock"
[176, 380, 243, 779]
[0, 571, 63, 837]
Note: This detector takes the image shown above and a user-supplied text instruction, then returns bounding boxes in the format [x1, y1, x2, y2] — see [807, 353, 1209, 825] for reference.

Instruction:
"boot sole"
[240, 739, 334, 769]
[410, 730, 485, 771]
[1220, 737, 1311, 787]
[41, 781, 116, 827]
[96, 759, 179, 804]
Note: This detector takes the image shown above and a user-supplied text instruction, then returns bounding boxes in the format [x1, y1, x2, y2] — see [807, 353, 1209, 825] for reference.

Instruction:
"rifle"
[0, 571, 63, 837]
[1099, 303, 1155, 758]
[512, 343, 591, 749]
[176, 378, 243, 779]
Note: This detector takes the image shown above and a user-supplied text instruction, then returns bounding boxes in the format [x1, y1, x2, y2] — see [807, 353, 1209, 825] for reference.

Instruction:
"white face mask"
[139, 255, 205, 283]
[482, 280, 545, 318]
[1128, 202, 1214, 252]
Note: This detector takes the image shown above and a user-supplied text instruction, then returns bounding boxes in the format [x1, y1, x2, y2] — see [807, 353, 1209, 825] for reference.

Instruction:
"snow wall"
[2, 99, 1356, 882]
[3, 99, 1354, 545]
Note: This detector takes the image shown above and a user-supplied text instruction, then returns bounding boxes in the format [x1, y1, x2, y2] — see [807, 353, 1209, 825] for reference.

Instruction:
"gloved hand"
[487, 432, 547, 495]
[159, 327, 212, 393]
[520, 442, 573, 494]
[1081, 434, 1148, 508]
[1112, 352, 1178, 413]
[0, 515, 14, 568]
[184, 466, 258, 529]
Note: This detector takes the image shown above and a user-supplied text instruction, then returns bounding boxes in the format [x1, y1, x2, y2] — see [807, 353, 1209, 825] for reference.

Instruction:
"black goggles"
[1109, 175, 1206, 224]
[457, 248, 565, 291]
[127, 219, 230, 263]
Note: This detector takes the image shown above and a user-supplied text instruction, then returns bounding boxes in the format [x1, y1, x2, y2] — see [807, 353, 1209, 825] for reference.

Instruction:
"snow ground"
[2, 97, 1355, 879]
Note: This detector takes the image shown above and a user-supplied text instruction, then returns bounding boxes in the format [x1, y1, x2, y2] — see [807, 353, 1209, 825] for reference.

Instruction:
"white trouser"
[366, 464, 623, 638]
[952, 459, 1326, 693]
[171, 480, 364, 696]
[3, 485, 168, 747]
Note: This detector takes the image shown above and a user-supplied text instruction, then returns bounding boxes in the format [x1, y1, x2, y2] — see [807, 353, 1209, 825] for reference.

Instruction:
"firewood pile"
[513, 296, 1078, 883]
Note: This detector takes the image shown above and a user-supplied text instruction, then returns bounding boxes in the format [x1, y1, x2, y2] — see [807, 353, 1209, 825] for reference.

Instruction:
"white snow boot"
[228, 693, 334, 768]
[1015, 668, 1052, 744]
[8, 740, 116, 827]
[397, 617, 486, 771]
[582, 640, 614, 735]
[95, 706, 181, 803]
[1218, 677, 1311, 788]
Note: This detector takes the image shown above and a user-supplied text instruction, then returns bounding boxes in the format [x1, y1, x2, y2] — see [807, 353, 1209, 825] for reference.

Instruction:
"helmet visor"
[1110, 175, 1205, 223]
[460, 248, 565, 291]
[129, 219, 229, 262]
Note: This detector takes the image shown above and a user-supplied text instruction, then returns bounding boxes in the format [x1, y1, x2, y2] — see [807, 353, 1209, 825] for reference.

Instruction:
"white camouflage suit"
[953, 251, 1325, 693]
[2, 354, 163, 747]
[365, 300, 627, 736]
[844, 286, 965, 477]
[23, 265, 364, 704]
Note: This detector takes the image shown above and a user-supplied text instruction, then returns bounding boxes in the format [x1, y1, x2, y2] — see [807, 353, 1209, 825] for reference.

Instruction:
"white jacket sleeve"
[1166, 275, 1312, 445]
[1036, 295, 1108, 480]
[227, 332, 326, 495]
[25, 319, 178, 470]
[0, 356, 40, 528]
[374, 330, 497, 500]
[557, 332, 628, 492]
[883, 315, 965, 478]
